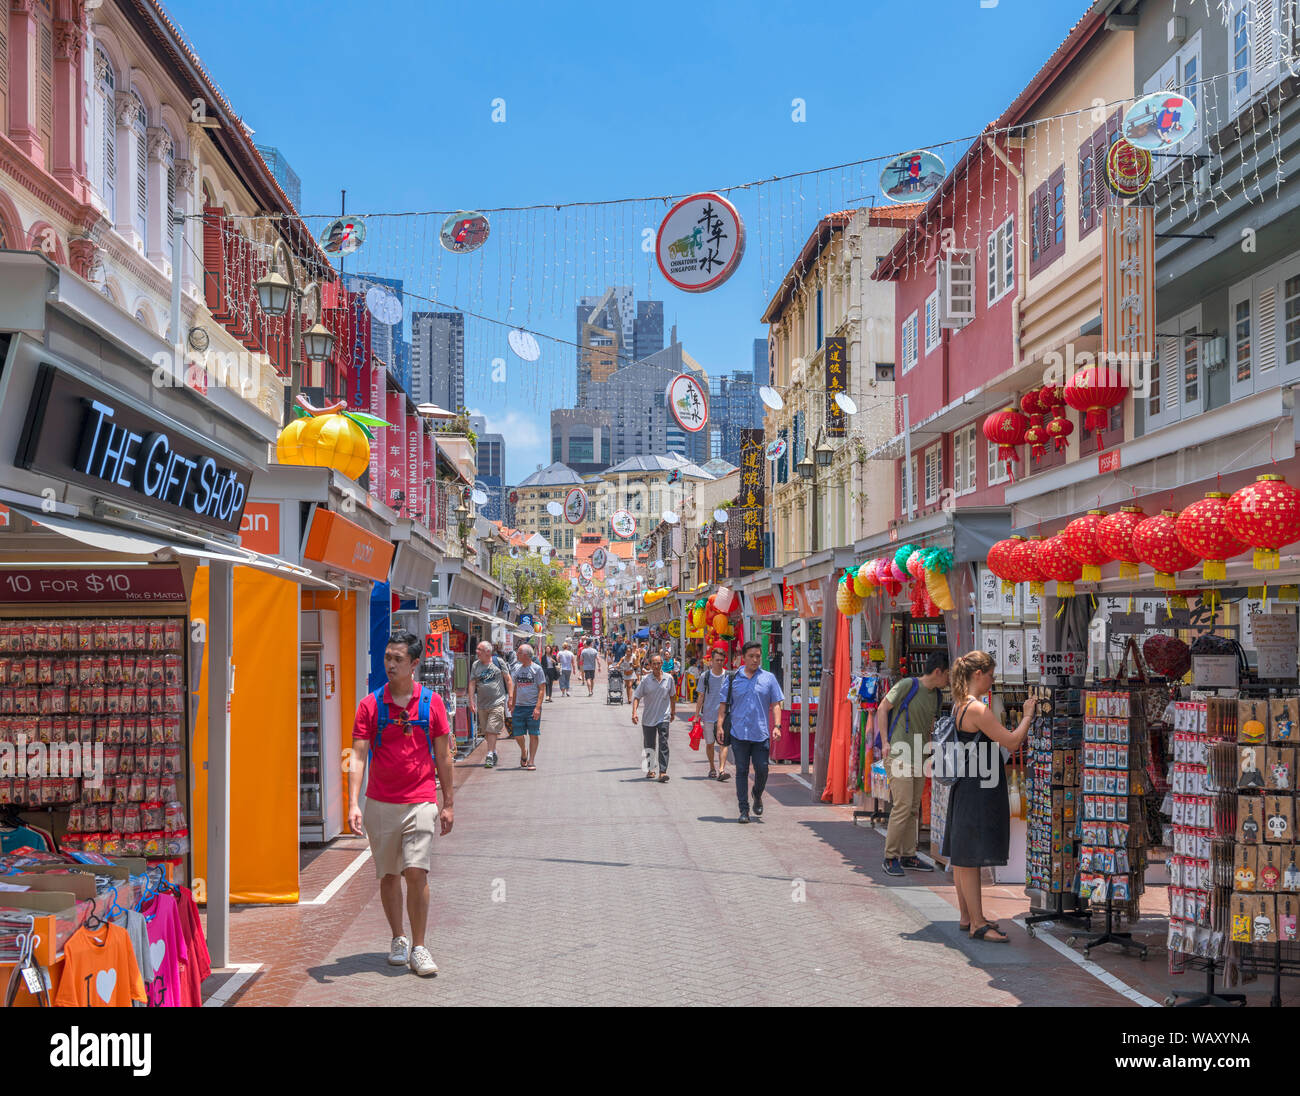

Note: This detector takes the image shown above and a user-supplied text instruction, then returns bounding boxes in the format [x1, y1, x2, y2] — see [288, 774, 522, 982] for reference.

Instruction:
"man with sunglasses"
[349, 630, 454, 977]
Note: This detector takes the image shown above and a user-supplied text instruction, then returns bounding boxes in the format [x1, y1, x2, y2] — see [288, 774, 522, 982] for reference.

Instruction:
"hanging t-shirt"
[176, 885, 212, 1007]
[55, 922, 147, 1007]
[123, 910, 155, 996]
[140, 892, 188, 1007]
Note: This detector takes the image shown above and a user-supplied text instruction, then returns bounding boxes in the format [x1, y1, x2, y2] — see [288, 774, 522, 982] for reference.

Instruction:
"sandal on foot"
[970, 923, 1009, 943]
[524, 761, 537, 770]
[708, 768, 718, 779]
[717, 772, 731, 782]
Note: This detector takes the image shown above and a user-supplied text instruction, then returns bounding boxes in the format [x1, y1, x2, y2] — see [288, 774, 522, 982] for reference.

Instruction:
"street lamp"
[796, 441, 814, 481]
[254, 239, 335, 407]
[814, 427, 834, 469]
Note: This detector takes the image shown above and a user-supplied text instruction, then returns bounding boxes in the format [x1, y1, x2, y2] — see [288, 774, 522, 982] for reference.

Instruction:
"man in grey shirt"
[631, 654, 676, 782]
[508, 644, 546, 770]
[579, 643, 600, 696]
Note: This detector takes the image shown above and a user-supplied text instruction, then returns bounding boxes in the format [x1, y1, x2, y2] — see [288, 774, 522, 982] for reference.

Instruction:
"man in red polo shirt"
[349, 630, 454, 977]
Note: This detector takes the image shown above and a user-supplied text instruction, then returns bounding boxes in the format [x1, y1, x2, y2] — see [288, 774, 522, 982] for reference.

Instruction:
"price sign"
[0, 566, 186, 603]
[1038, 650, 1086, 677]
[1109, 612, 1148, 635]
[1192, 655, 1239, 688]
[429, 616, 451, 634]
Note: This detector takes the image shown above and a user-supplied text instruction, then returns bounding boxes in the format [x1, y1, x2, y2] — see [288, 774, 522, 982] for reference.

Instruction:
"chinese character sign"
[1103, 205, 1154, 368]
[655, 192, 746, 293]
[665, 374, 709, 434]
[738, 428, 765, 573]
[825, 336, 848, 438]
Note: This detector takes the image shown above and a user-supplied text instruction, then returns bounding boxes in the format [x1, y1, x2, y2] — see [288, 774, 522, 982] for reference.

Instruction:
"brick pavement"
[209, 692, 1164, 1006]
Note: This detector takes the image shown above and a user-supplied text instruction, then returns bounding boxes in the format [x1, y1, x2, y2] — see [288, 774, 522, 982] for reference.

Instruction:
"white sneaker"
[409, 945, 439, 976]
[388, 935, 411, 966]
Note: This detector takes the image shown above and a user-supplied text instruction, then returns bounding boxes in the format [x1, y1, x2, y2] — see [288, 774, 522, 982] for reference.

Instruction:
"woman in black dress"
[541, 647, 559, 702]
[941, 650, 1034, 943]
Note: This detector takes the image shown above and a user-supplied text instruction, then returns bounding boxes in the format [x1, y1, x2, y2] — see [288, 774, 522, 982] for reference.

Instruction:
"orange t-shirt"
[54, 922, 147, 1008]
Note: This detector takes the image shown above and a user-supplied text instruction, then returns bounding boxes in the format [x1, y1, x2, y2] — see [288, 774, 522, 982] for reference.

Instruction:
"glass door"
[300, 648, 323, 840]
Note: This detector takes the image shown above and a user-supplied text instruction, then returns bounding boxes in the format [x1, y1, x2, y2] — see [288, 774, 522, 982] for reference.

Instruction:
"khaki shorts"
[363, 798, 439, 878]
[480, 705, 507, 735]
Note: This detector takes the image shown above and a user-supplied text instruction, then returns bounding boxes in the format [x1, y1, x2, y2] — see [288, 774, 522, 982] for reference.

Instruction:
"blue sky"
[168, 0, 1090, 481]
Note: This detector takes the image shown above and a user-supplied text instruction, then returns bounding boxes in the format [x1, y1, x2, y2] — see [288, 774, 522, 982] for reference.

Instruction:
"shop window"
[987, 439, 1011, 486]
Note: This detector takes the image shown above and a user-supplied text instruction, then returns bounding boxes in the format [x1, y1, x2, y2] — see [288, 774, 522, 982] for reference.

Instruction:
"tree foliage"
[492, 553, 571, 620]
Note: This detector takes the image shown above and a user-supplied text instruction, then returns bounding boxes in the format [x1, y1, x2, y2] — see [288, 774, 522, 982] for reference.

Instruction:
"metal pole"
[902, 393, 914, 523]
[206, 559, 233, 969]
[168, 211, 184, 353]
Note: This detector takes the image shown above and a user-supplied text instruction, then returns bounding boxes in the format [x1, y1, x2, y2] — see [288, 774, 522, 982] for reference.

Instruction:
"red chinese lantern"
[1176, 492, 1248, 581]
[1045, 415, 1074, 452]
[1224, 474, 1300, 571]
[1011, 535, 1047, 596]
[1019, 390, 1042, 418]
[1038, 384, 1065, 414]
[982, 407, 1028, 469]
[1095, 505, 1146, 581]
[1037, 535, 1083, 597]
[1131, 509, 1200, 589]
[988, 537, 1023, 595]
[1063, 364, 1127, 436]
[1023, 419, 1048, 462]
[1061, 509, 1112, 582]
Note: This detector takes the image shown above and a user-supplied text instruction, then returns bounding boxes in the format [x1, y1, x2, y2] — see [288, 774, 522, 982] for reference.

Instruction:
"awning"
[11, 506, 338, 590]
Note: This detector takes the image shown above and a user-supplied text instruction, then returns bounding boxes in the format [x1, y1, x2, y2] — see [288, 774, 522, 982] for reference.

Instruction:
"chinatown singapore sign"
[564, 487, 589, 524]
[610, 509, 636, 539]
[655, 192, 745, 292]
[665, 373, 708, 433]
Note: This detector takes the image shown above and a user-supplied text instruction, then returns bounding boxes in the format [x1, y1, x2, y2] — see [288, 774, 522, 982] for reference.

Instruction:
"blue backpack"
[371, 686, 437, 760]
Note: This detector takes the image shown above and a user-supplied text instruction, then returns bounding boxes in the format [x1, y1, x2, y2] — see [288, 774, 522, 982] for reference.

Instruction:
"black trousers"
[642, 722, 669, 773]
[731, 738, 770, 812]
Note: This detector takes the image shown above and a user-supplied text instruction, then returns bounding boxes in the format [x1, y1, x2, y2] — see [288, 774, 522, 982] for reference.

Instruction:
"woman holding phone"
[943, 650, 1035, 943]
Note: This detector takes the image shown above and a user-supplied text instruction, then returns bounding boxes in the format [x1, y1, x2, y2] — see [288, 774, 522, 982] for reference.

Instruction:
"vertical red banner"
[369, 362, 386, 499]
[406, 406, 421, 522]
[385, 383, 406, 512]
[422, 424, 435, 528]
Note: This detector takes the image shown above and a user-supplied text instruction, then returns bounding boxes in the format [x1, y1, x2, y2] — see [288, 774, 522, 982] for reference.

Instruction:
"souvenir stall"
[778, 554, 837, 766]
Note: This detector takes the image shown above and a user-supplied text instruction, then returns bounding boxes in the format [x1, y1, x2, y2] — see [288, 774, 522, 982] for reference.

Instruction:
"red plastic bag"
[688, 719, 703, 751]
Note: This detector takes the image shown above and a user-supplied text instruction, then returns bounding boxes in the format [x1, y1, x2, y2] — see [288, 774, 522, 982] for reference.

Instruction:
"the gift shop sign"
[302, 509, 394, 583]
[17, 365, 253, 536]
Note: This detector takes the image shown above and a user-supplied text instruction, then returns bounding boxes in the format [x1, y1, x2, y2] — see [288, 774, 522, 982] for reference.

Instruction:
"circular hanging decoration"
[545, 500, 564, 518]
[1224, 474, 1300, 571]
[759, 386, 785, 412]
[365, 285, 403, 326]
[590, 547, 608, 572]
[1045, 415, 1074, 452]
[852, 563, 876, 597]
[1062, 509, 1112, 582]
[319, 216, 366, 256]
[1143, 634, 1191, 680]
[665, 373, 709, 433]
[580, 562, 594, 580]
[1019, 390, 1042, 418]
[836, 578, 864, 616]
[1037, 535, 1083, 598]
[765, 438, 787, 461]
[1096, 505, 1146, 581]
[1105, 136, 1153, 198]
[894, 543, 917, 572]
[1011, 536, 1047, 596]
[988, 537, 1023, 595]
[876, 556, 902, 598]
[834, 392, 858, 415]
[1132, 509, 1201, 589]
[1064, 364, 1127, 436]
[1176, 492, 1248, 581]
[610, 509, 636, 539]
[563, 488, 589, 524]
[1038, 384, 1066, 414]
[508, 489, 519, 505]
[440, 210, 491, 254]
[879, 149, 946, 204]
[1122, 91, 1197, 151]
[507, 328, 541, 362]
[655, 192, 745, 293]
[982, 407, 1028, 469]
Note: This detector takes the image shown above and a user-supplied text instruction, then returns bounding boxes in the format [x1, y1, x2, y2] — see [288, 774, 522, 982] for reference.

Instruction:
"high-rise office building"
[575, 287, 664, 405]
[551, 408, 612, 475]
[255, 144, 301, 211]
[753, 337, 769, 386]
[410, 311, 465, 410]
[707, 371, 763, 466]
[635, 301, 664, 363]
[342, 273, 411, 393]
[469, 415, 506, 521]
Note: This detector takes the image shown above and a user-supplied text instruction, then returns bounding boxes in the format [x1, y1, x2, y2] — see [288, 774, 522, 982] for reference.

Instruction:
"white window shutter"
[966, 428, 976, 489]
[1257, 283, 1278, 373]
[987, 232, 997, 304]
[925, 292, 940, 351]
[1002, 219, 1014, 291]
[941, 249, 974, 327]
[1252, 0, 1281, 94]
[103, 93, 115, 210]
[1162, 335, 1180, 422]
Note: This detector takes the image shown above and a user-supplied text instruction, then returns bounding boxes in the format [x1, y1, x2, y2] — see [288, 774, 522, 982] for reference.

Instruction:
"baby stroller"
[607, 669, 624, 704]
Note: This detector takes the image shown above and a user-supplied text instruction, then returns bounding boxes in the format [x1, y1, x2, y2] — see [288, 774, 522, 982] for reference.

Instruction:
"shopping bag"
[688, 719, 703, 751]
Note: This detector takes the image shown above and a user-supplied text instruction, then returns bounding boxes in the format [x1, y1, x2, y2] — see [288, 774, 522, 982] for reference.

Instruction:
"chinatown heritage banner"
[738, 429, 765, 573]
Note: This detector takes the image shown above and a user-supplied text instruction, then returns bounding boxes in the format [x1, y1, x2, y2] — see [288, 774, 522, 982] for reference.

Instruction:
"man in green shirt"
[875, 652, 950, 877]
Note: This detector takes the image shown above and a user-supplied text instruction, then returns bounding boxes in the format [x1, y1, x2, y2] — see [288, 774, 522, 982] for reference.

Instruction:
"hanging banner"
[1102, 205, 1155, 370]
[1122, 91, 1197, 151]
[320, 216, 366, 256]
[825, 336, 848, 438]
[440, 210, 490, 253]
[564, 487, 589, 525]
[665, 373, 709, 433]
[737, 429, 765, 574]
[879, 149, 945, 203]
[655, 192, 745, 293]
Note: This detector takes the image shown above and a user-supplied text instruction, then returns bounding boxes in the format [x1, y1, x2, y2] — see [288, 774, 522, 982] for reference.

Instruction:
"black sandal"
[970, 923, 1009, 943]
[717, 772, 731, 782]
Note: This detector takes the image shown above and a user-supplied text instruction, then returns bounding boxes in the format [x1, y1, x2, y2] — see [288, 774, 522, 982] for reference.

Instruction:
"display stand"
[1069, 879, 1148, 959]
[1165, 963, 1247, 1008]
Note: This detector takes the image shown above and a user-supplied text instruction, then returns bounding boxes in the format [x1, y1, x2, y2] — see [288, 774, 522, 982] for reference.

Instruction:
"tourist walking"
[716, 641, 784, 824]
[348, 630, 454, 977]
[557, 642, 575, 697]
[631, 653, 675, 782]
[541, 646, 559, 702]
[875, 652, 950, 877]
[693, 644, 732, 781]
[943, 651, 1034, 942]
[579, 641, 600, 697]
[508, 644, 546, 769]
[469, 640, 514, 769]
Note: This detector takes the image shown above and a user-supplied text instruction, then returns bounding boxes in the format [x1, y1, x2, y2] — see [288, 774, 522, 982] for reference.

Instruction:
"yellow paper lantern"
[925, 570, 955, 612]
[852, 566, 875, 597]
[836, 581, 864, 615]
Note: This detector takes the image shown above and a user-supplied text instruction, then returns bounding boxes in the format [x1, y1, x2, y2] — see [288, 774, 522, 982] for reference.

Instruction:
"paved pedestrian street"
[219, 694, 1146, 1008]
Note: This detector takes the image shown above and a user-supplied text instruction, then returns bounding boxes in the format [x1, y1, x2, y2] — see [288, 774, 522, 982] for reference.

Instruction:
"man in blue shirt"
[716, 640, 784, 824]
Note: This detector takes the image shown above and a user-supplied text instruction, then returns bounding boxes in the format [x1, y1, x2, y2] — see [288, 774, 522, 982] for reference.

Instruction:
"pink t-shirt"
[141, 892, 188, 1008]
[353, 683, 449, 804]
